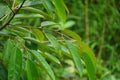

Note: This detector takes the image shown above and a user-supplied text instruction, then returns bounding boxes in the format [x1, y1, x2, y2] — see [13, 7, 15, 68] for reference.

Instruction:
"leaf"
[14, 14, 45, 19]
[30, 50, 55, 80]
[66, 41, 83, 77]
[3, 39, 13, 66]
[42, 52, 61, 64]
[32, 28, 44, 41]
[23, 0, 42, 6]
[21, 7, 50, 18]
[0, 3, 8, 18]
[62, 29, 82, 44]
[8, 47, 22, 80]
[82, 52, 95, 80]
[81, 42, 96, 68]
[26, 59, 39, 80]
[62, 29, 96, 67]
[12, 27, 29, 34]
[44, 32, 60, 50]
[41, 0, 53, 15]
[41, 21, 59, 27]
[53, 0, 66, 23]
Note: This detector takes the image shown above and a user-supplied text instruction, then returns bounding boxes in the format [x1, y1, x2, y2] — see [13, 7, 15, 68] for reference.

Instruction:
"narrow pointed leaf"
[3, 39, 13, 65]
[26, 59, 39, 80]
[32, 29, 44, 41]
[42, 52, 61, 64]
[44, 32, 60, 50]
[41, 0, 53, 15]
[82, 52, 95, 80]
[53, 0, 66, 22]
[66, 41, 83, 77]
[8, 47, 22, 80]
[30, 50, 55, 80]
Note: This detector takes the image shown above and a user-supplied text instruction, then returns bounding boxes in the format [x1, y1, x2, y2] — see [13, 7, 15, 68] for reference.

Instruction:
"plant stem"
[85, 0, 89, 43]
[0, 0, 26, 31]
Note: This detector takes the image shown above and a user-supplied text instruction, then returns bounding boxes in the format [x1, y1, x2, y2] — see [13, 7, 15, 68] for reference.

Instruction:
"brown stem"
[85, 0, 89, 43]
[0, 0, 26, 31]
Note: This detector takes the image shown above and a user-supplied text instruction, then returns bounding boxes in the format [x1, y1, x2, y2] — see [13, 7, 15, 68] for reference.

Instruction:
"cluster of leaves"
[65, 0, 120, 79]
[0, 0, 96, 80]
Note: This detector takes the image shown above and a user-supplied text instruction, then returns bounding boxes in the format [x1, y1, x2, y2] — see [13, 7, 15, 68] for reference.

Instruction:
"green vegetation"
[0, 0, 120, 80]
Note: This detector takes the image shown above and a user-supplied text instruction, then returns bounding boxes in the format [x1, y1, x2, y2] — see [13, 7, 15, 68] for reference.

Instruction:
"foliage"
[0, 0, 96, 80]
[65, 0, 120, 79]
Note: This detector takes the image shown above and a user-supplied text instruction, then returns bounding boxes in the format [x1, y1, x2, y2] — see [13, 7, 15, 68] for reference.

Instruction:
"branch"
[0, 0, 26, 31]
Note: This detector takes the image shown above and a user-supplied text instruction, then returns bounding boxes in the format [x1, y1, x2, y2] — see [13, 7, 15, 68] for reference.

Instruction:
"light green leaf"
[41, 21, 59, 27]
[62, 29, 96, 67]
[81, 42, 96, 68]
[53, 0, 66, 23]
[26, 59, 39, 80]
[44, 32, 60, 50]
[32, 28, 44, 41]
[42, 52, 61, 64]
[82, 52, 95, 80]
[8, 47, 22, 80]
[14, 14, 45, 19]
[21, 7, 50, 18]
[30, 50, 55, 80]
[62, 29, 82, 44]
[66, 41, 83, 77]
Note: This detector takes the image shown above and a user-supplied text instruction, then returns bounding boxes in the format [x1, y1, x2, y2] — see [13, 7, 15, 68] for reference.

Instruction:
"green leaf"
[42, 52, 61, 64]
[23, 0, 42, 6]
[66, 41, 83, 77]
[14, 14, 45, 19]
[30, 50, 55, 80]
[82, 52, 95, 80]
[26, 59, 39, 80]
[21, 7, 50, 18]
[32, 28, 44, 41]
[53, 0, 66, 23]
[8, 47, 22, 80]
[62, 29, 96, 67]
[81, 42, 96, 68]
[12, 27, 29, 34]
[41, 21, 59, 27]
[0, 3, 8, 18]
[62, 29, 82, 44]
[3, 39, 13, 66]
[44, 32, 60, 50]
[41, 0, 54, 15]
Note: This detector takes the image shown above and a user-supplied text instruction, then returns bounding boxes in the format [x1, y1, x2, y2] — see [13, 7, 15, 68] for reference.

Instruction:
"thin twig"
[0, 0, 26, 31]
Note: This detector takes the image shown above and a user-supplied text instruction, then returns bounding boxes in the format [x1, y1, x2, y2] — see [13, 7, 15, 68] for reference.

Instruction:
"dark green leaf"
[26, 59, 39, 80]
[8, 47, 22, 80]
